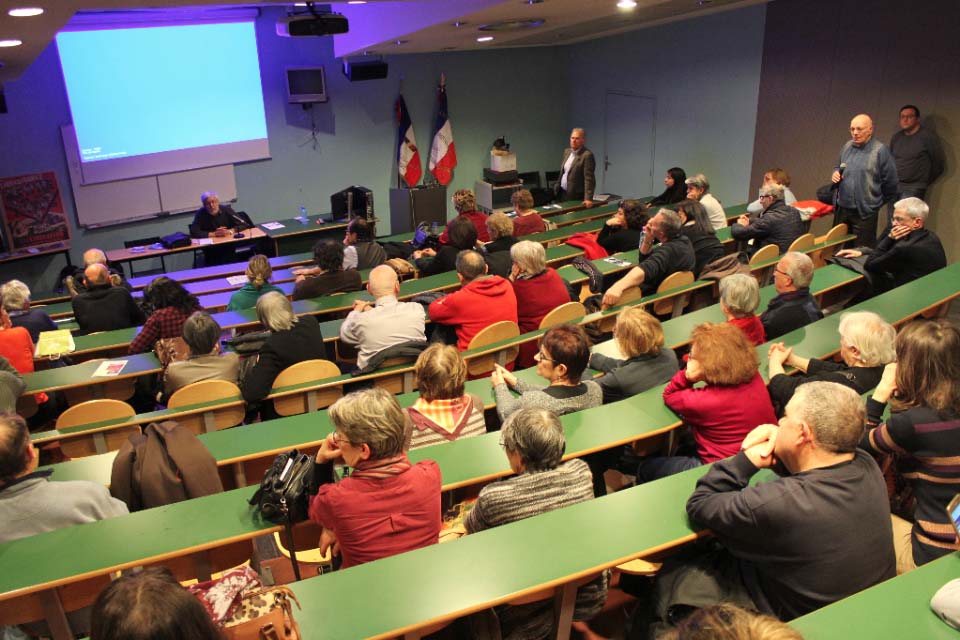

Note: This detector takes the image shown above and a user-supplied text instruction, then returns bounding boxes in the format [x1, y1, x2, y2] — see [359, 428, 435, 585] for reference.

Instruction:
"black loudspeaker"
[0, 88, 6, 114]
[331, 185, 374, 220]
[389, 186, 447, 234]
[342, 59, 388, 82]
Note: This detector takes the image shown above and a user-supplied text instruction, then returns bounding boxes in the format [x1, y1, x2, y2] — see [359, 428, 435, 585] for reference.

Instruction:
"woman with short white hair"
[509, 240, 573, 368]
[766, 310, 896, 416]
[0, 279, 57, 342]
[719, 274, 765, 345]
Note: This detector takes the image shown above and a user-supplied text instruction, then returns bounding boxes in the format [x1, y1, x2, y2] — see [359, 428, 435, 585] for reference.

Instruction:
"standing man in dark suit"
[555, 128, 595, 208]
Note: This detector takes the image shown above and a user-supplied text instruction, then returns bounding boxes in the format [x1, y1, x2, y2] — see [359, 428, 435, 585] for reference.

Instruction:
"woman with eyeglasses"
[308, 388, 441, 569]
[463, 408, 609, 640]
[491, 324, 601, 423]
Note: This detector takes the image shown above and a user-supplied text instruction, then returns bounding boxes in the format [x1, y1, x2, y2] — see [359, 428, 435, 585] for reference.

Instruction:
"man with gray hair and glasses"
[759, 252, 822, 340]
[652, 382, 894, 627]
[730, 182, 804, 255]
[836, 196, 946, 292]
[601, 209, 695, 307]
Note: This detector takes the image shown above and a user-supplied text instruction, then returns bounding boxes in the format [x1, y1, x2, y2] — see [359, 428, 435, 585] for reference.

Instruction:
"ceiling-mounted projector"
[276, 13, 349, 37]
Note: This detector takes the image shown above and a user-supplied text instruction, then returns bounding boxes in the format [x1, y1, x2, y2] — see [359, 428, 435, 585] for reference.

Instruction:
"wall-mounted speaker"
[0, 87, 6, 114]
[342, 59, 388, 82]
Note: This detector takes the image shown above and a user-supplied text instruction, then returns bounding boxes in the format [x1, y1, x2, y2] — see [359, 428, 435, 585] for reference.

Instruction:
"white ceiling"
[0, 0, 766, 84]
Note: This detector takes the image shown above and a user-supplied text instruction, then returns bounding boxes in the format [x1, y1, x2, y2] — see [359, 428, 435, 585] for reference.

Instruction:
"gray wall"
[751, 0, 960, 259]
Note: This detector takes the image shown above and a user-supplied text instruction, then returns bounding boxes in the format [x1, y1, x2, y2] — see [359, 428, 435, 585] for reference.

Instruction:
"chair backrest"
[814, 223, 849, 265]
[271, 359, 343, 416]
[748, 243, 779, 265]
[597, 286, 644, 333]
[465, 321, 521, 377]
[167, 380, 245, 434]
[787, 232, 815, 253]
[370, 356, 418, 395]
[56, 398, 139, 458]
[539, 301, 587, 330]
[652, 271, 695, 316]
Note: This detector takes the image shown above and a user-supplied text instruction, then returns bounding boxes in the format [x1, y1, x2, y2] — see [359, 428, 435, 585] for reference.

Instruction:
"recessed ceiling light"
[8, 7, 44, 17]
[0, 39, 23, 47]
[617, 0, 638, 8]
[476, 36, 494, 42]
[347, 1, 367, 4]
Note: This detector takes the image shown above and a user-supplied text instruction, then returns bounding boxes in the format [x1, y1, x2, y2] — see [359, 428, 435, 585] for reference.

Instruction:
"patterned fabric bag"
[189, 566, 302, 640]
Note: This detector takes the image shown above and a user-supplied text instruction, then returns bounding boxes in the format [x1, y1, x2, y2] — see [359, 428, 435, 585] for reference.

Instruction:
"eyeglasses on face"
[534, 350, 554, 363]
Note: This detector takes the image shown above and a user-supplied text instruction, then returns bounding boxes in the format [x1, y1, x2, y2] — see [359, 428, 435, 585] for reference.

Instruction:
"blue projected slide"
[56, 22, 269, 183]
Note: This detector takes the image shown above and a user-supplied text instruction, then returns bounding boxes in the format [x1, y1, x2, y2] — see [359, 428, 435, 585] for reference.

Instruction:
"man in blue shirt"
[830, 114, 899, 248]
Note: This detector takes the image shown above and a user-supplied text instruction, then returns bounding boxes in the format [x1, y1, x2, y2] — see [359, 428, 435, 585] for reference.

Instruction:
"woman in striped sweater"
[405, 345, 486, 450]
[861, 318, 960, 574]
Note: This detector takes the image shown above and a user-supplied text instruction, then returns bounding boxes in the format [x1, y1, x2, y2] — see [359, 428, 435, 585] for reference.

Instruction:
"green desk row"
[791, 552, 959, 639]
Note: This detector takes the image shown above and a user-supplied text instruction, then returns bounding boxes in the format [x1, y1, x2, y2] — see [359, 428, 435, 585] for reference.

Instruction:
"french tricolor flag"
[429, 81, 456, 186]
[395, 95, 422, 188]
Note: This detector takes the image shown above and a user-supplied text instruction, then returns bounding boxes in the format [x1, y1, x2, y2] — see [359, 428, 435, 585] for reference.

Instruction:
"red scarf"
[729, 315, 766, 346]
[351, 453, 412, 480]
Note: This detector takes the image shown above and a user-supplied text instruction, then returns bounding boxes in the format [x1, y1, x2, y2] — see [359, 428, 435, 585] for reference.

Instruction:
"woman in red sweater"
[509, 240, 573, 368]
[639, 322, 775, 481]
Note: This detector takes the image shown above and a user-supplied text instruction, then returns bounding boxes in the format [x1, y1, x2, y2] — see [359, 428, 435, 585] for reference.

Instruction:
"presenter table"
[259, 214, 352, 256]
[106, 228, 267, 276]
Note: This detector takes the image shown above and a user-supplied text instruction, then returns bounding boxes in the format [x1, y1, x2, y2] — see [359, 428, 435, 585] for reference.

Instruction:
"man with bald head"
[339, 265, 426, 371]
[64, 247, 130, 296]
[831, 113, 899, 248]
[71, 263, 145, 333]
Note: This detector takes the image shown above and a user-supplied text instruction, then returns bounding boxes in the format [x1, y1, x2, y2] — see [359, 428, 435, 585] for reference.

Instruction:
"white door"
[601, 91, 656, 199]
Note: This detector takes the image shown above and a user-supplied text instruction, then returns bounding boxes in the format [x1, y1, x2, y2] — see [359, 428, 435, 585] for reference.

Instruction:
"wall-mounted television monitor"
[286, 66, 328, 104]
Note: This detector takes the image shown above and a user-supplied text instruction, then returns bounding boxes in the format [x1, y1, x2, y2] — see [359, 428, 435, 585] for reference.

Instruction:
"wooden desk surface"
[106, 227, 266, 264]
[791, 552, 960, 639]
[258, 214, 350, 239]
[23, 353, 161, 395]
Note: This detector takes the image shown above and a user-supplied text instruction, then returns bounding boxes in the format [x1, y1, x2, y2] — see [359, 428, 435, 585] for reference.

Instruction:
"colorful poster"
[0, 171, 72, 251]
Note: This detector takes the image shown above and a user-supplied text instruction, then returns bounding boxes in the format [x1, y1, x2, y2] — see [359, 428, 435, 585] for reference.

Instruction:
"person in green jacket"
[226, 254, 284, 311]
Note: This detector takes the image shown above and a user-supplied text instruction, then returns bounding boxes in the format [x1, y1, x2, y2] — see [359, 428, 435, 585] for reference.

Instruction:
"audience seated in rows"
[412, 215, 477, 277]
[482, 211, 518, 278]
[291, 240, 362, 302]
[90, 567, 221, 640]
[767, 310, 895, 417]
[836, 196, 947, 292]
[226, 254, 284, 311]
[720, 273, 765, 346]
[731, 182, 804, 256]
[510, 189, 546, 237]
[162, 312, 239, 401]
[597, 199, 647, 255]
[129, 277, 201, 354]
[676, 198, 725, 277]
[64, 248, 130, 297]
[1, 279, 57, 342]
[405, 344, 486, 450]
[653, 382, 895, 627]
[0, 355, 24, 413]
[0, 412, 128, 544]
[428, 249, 518, 351]
[589, 307, 678, 404]
[339, 265, 426, 372]
[861, 319, 960, 573]
[759, 252, 822, 340]
[646, 167, 687, 208]
[685, 173, 727, 230]
[746, 167, 798, 214]
[73, 263, 145, 335]
[510, 240, 573, 368]
[463, 407, 609, 639]
[308, 388, 441, 569]
[241, 292, 327, 420]
[602, 209, 696, 306]
[644, 322, 775, 482]
[491, 324, 601, 423]
[342, 216, 386, 271]
[438, 188, 489, 244]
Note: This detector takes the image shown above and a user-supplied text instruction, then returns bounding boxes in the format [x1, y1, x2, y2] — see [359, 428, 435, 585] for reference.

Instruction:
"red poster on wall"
[0, 171, 72, 251]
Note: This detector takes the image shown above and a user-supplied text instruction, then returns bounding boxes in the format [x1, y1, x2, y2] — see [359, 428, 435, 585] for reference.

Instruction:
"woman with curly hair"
[128, 276, 201, 354]
[291, 240, 362, 301]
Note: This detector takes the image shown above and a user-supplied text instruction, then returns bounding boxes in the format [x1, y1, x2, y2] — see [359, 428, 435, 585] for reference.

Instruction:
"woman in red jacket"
[509, 240, 573, 368]
[640, 322, 776, 481]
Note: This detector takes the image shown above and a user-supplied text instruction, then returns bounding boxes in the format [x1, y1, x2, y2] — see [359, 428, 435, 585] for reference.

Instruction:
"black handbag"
[249, 450, 318, 580]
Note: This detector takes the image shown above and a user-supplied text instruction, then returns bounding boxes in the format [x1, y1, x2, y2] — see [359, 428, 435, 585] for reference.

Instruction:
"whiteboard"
[61, 125, 238, 228]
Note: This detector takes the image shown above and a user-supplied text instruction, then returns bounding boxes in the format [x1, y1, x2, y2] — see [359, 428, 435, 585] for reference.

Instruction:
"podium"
[389, 186, 447, 234]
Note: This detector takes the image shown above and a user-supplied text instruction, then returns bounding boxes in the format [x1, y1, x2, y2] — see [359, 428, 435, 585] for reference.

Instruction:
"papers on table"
[35, 330, 75, 357]
[262, 221, 286, 230]
[92, 360, 128, 377]
[196, 238, 213, 246]
[543, 204, 563, 210]
[226, 275, 248, 286]
[603, 257, 633, 267]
